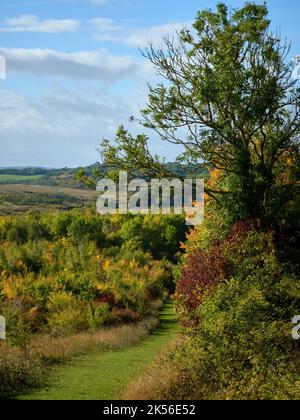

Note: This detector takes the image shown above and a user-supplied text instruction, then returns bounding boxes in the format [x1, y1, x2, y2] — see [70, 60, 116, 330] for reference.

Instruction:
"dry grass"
[30, 320, 158, 364]
[0, 184, 97, 215]
[0, 343, 42, 398]
[0, 184, 96, 199]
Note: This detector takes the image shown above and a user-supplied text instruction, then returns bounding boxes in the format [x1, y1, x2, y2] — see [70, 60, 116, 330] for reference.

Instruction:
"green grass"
[0, 175, 43, 183]
[19, 302, 178, 400]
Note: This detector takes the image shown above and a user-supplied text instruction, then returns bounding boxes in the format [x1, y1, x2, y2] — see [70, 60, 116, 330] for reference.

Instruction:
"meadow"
[0, 175, 44, 183]
[0, 184, 97, 215]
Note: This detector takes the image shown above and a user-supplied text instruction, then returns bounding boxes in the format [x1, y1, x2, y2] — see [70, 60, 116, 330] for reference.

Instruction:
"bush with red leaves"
[95, 293, 115, 307]
[175, 220, 259, 326]
[175, 244, 228, 325]
[227, 219, 259, 243]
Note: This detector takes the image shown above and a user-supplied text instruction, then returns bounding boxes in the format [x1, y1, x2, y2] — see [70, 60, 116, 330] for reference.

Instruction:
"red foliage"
[95, 293, 115, 306]
[227, 219, 259, 243]
[176, 243, 228, 318]
[175, 220, 258, 325]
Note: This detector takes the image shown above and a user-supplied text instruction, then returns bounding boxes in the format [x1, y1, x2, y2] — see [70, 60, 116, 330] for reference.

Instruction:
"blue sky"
[0, 0, 299, 167]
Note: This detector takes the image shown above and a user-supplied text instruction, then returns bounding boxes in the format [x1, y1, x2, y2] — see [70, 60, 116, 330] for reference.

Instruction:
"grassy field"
[19, 302, 178, 400]
[0, 184, 96, 198]
[0, 184, 97, 215]
[0, 174, 44, 182]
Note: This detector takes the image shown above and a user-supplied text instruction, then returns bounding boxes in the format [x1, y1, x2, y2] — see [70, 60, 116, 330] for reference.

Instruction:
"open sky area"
[0, 0, 299, 167]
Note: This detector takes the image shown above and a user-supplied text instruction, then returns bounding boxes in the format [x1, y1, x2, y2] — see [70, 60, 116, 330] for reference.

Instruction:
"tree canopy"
[85, 2, 300, 225]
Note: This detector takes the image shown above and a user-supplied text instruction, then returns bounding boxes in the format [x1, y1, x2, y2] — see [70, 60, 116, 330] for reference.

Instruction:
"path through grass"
[20, 302, 177, 400]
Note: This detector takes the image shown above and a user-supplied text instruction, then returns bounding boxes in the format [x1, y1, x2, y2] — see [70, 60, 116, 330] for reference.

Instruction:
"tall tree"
[89, 2, 300, 224]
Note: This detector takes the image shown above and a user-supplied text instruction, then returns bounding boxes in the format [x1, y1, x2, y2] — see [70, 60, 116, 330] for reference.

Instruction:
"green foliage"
[0, 209, 181, 343]
[119, 214, 185, 260]
[0, 206, 182, 398]
[51, 212, 73, 238]
[170, 222, 300, 400]
[143, 1, 300, 224]
[6, 223, 28, 244]
[67, 215, 105, 246]
[128, 222, 299, 400]
[96, 2, 300, 226]
[1, 300, 33, 350]
[86, 302, 110, 330]
[100, 126, 170, 182]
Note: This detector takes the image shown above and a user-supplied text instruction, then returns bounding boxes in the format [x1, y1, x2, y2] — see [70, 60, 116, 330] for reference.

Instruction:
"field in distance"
[0, 184, 97, 215]
[0, 174, 44, 182]
[0, 163, 206, 215]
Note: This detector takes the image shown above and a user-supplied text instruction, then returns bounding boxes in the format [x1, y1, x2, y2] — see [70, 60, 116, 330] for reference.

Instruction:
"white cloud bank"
[0, 86, 137, 167]
[0, 82, 179, 167]
[0, 47, 152, 81]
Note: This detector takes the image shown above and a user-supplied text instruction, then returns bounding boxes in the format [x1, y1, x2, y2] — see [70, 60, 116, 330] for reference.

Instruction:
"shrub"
[86, 302, 110, 330]
[135, 223, 300, 400]
[107, 308, 142, 325]
[0, 209, 179, 396]
[0, 209, 180, 397]
[7, 223, 28, 244]
[0, 344, 41, 399]
[176, 243, 229, 325]
[67, 216, 104, 246]
[46, 292, 86, 336]
[119, 214, 186, 260]
[51, 212, 73, 238]
[1, 299, 33, 350]
[47, 308, 86, 337]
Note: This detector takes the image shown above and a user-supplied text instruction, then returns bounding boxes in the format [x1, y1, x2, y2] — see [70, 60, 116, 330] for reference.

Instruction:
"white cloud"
[0, 80, 179, 167]
[292, 56, 300, 79]
[94, 33, 117, 42]
[0, 87, 129, 166]
[94, 21, 190, 48]
[121, 22, 188, 48]
[0, 84, 145, 167]
[0, 15, 80, 33]
[90, 17, 121, 32]
[0, 47, 151, 81]
[0, 14, 185, 167]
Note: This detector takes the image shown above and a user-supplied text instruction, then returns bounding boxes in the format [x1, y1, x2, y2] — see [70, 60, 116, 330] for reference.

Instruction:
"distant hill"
[0, 162, 207, 189]
[0, 163, 207, 216]
[0, 166, 88, 189]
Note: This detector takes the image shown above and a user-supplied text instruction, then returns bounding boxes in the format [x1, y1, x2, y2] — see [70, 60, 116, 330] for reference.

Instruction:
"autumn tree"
[85, 2, 300, 225]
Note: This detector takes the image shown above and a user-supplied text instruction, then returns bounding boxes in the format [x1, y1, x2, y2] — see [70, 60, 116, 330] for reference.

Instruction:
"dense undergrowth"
[0, 209, 185, 398]
[123, 215, 300, 400]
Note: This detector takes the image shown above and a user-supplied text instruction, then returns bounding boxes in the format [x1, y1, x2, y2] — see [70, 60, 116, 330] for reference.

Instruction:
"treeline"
[0, 162, 206, 179]
[0, 168, 56, 176]
[1, 193, 82, 207]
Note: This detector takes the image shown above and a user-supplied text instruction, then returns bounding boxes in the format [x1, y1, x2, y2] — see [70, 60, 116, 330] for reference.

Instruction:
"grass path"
[20, 302, 178, 400]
